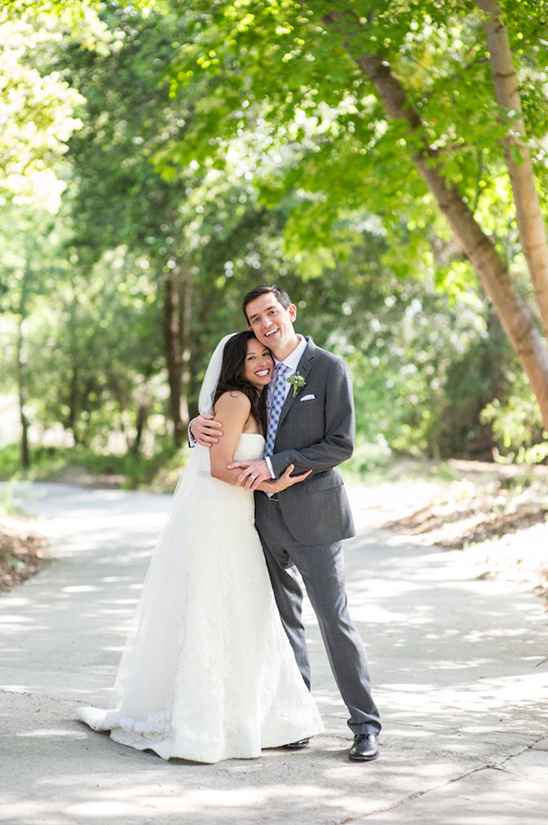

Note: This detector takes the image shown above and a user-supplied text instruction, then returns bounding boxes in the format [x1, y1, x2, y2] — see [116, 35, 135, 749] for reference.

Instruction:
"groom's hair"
[242, 284, 292, 321]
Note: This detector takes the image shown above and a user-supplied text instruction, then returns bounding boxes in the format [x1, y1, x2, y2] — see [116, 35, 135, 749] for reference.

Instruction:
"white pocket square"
[300, 394, 316, 402]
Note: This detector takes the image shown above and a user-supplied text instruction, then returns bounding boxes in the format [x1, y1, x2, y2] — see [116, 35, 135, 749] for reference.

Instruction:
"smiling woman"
[76, 330, 322, 763]
[212, 332, 272, 441]
[241, 340, 273, 388]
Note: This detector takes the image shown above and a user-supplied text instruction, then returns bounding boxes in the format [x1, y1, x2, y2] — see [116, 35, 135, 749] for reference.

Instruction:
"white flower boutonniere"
[286, 371, 306, 397]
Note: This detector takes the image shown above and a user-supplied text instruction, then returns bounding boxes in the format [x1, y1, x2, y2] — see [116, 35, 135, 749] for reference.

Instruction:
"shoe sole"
[349, 752, 379, 762]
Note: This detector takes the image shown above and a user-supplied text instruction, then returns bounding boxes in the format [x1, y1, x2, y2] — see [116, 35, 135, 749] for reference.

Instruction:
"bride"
[77, 331, 324, 763]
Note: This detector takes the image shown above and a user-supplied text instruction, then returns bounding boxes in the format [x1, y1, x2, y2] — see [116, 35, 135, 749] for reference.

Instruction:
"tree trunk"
[66, 289, 80, 445]
[67, 370, 78, 444]
[16, 317, 30, 469]
[16, 270, 30, 469]
[348, 49, 548, 428]
[476, 0, 548, 337]
[163, 263, 192, 446]
[130, 402, 149, 456]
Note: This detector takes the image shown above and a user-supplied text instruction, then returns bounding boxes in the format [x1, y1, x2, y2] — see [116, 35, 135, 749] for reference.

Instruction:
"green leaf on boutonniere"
[286, 371, 306, 397]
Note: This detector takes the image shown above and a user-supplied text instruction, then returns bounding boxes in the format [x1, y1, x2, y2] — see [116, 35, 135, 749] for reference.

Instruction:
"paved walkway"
[1, 482, 547, 824]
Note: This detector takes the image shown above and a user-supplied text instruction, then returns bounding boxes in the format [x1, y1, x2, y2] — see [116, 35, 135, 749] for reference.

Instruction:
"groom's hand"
[190, 413, 224, 447]
[228, 459, 271, 490]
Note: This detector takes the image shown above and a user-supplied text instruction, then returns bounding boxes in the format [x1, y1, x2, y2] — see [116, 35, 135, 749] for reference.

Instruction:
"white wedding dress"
[77, 433, 323, 763]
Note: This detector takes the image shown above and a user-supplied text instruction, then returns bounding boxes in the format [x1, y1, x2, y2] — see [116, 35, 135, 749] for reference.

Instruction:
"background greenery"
[1, 0, 547, 489]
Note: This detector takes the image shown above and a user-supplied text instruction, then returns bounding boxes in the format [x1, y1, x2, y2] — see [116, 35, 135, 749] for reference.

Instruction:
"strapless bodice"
[232, 433, 265, 463]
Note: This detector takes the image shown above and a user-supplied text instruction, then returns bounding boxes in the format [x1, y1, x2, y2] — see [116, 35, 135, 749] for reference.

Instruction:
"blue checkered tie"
[264, 364, 289, 458]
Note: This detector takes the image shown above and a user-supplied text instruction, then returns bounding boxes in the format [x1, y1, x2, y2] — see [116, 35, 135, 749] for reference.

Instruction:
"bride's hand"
[264, 465, 312, 493]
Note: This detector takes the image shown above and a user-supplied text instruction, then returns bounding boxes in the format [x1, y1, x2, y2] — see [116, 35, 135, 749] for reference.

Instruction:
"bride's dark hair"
[213, 331, 269, 432]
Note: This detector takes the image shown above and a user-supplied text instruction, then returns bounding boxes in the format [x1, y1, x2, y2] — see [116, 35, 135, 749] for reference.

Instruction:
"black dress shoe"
[349, 733, 379, 761]
[282, 738, 310, 750]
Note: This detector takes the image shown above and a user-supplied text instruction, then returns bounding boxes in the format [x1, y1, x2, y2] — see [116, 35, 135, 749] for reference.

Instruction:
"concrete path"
[1, 481, 547, 825]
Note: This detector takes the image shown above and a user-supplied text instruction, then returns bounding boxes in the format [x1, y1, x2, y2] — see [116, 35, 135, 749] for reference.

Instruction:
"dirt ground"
[0, 513, 51, 592]
[1, 458, 547, 598]
[368, 458, 548, 602]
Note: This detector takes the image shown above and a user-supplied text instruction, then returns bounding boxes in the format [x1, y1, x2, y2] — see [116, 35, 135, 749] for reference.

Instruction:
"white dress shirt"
[264, 335, 307, 475]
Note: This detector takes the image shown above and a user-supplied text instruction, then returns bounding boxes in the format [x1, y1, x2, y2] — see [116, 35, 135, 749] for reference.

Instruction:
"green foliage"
[25, 259, 164, 448]
[2, 0, 548, 472]
[481, 376, 547, 464]
[0, 11, 83, 210]
[0, 477, 20, 516]
[163, 0, 548, 269]
[0, 439, 188, 491]
[0, 442, 58, 481]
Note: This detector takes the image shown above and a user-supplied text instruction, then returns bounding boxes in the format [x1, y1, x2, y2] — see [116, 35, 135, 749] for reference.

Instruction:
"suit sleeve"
[269, 357, 355, 478]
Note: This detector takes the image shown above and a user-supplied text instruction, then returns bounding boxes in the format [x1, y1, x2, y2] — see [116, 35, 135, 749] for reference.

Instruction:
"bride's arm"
[209, 393, 254, 486]
[210, 393, 311, 492]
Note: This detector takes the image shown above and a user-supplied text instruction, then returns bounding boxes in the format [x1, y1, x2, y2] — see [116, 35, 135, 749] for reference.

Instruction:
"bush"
[0, 441, 190, 492]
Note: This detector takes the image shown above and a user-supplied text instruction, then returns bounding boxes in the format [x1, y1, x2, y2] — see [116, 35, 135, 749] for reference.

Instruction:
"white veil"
[198, 333, 237, 415]
[103, 334, 238, 738]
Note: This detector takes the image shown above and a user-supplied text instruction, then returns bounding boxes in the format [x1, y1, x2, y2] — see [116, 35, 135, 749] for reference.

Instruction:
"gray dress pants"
[255, 493, 381, 736]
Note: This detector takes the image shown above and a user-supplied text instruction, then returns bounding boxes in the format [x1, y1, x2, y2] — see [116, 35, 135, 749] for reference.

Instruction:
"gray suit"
[255, 338, 381, 736]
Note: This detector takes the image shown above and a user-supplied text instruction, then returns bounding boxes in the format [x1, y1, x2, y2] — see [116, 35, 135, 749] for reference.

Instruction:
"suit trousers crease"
[255, 494, 382, 736]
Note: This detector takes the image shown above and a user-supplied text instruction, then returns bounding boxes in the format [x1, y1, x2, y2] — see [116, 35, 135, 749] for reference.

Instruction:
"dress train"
[77, 434, 323, 762]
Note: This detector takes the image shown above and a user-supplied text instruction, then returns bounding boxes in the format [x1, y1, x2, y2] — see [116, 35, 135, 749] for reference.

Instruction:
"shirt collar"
[273, 335, 307, 373]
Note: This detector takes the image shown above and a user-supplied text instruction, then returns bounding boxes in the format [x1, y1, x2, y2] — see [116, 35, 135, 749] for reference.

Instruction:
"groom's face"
[245, 293, 297, 355]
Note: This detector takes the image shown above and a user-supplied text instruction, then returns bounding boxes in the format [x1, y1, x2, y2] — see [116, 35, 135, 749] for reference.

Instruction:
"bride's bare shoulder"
[213, 390, 251, 414]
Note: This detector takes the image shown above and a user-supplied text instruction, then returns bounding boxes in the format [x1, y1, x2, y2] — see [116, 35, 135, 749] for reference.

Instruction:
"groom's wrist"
[188, 418, 197, 448]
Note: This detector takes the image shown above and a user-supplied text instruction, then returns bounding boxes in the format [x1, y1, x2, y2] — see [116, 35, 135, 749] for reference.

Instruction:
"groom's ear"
[289, 303, 297, 322]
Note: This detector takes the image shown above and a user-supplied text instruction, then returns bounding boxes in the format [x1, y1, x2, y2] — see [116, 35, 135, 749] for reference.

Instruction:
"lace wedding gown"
[77, 433, 323, 763]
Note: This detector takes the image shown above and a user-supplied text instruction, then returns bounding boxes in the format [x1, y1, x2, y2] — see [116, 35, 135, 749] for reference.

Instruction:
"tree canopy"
[160, 0, 548, 420]
[1, 0, 548, 474]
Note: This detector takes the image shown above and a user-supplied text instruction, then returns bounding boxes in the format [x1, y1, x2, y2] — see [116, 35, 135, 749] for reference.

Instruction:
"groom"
[190, 284, 381, 761]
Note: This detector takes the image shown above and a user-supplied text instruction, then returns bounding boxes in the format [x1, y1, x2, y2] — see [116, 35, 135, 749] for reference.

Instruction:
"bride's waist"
[199, 469, 255, 491]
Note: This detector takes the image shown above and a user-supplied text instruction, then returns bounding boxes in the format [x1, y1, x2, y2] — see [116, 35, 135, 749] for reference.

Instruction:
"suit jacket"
[259, 337, 356, 547]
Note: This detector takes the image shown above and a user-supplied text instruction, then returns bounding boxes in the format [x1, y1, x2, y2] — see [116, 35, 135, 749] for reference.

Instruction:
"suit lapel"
[277, 338, 315, 429]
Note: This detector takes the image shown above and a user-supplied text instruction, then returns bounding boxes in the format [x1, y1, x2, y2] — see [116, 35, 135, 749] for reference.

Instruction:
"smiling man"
[190, 284, 382, 761]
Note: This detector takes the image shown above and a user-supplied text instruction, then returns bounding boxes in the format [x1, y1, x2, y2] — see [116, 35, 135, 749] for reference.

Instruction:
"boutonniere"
[286, 371, 306, 397]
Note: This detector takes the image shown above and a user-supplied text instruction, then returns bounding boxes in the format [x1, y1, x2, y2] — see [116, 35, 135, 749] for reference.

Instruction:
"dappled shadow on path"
[341, 530, 547, 720]
[2, 692, 547, 825]
[1, 484, 548, 825]
[2, 686, 547, 825]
